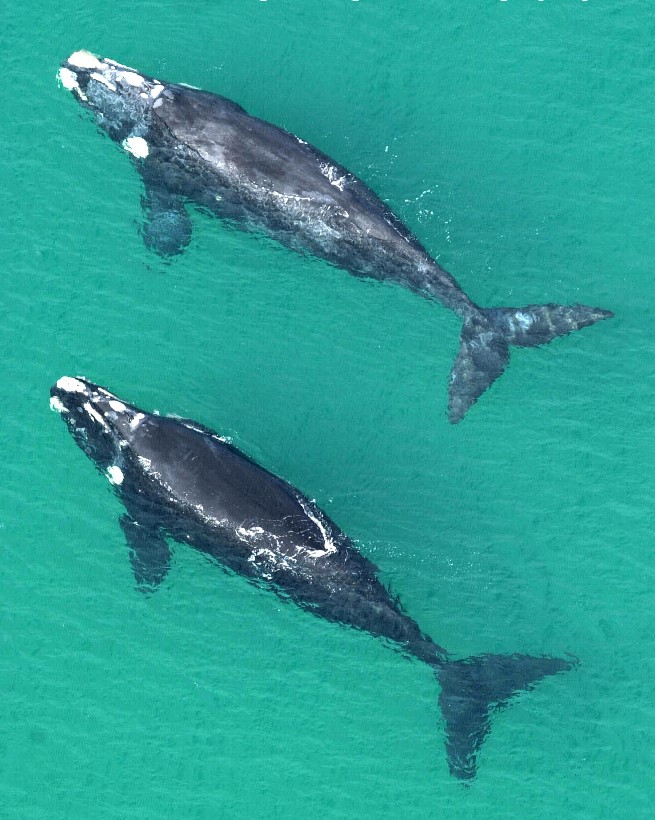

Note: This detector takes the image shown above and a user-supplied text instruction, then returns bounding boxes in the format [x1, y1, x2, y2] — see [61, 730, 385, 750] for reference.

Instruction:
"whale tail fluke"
[436, 652, 576, 780]
[447, 303, 613, 423]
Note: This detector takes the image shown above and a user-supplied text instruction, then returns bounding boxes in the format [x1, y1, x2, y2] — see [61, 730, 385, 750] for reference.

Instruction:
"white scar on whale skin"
[122, 136, 149, 158]
[56, 376, 88, 394]
[108, 400, 126, 413]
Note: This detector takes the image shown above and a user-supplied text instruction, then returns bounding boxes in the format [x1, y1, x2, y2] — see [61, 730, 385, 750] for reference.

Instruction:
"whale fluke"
[437, 652, 576, 779]
[448, 303, 614, 423]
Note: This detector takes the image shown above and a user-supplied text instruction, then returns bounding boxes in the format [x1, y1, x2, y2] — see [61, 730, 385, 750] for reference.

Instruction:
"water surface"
[1, 2, 653, 817]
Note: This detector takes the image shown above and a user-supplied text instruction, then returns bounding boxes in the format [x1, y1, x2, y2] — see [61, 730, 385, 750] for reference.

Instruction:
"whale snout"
[58, 51, 113, 102]
[50, 376, 92, 411]
[50, 376, 123, 418]
[51, 376, 146, 446]
[58, 50, 162, 146]
[58, 50, 154, 98]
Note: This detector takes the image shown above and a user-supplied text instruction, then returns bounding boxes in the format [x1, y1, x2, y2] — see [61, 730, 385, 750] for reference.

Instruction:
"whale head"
[58, 51, 166, 154]
[50, 376, 147, 482]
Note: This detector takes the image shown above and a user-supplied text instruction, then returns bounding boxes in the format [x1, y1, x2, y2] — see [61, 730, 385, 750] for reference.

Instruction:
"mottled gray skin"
[58, 52, 612, 422]
[51, 376, 575, 780]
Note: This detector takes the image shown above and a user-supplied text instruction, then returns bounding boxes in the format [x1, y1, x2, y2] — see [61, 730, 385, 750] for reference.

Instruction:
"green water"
[1, 1, 653, 817]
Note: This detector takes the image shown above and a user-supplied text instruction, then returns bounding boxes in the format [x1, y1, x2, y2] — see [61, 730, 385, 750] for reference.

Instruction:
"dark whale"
[51, 375, 575, 779]
[57, 51, 612, 423]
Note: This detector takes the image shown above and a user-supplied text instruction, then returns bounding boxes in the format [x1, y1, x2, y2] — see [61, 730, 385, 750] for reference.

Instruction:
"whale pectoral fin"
[120, 514, 171, 592]
[140, 184, 192, 257]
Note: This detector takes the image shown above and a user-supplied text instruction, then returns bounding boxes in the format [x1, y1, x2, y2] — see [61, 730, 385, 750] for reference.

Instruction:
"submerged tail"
[436, 652, 575, 780]
[448, 303, 613, 423]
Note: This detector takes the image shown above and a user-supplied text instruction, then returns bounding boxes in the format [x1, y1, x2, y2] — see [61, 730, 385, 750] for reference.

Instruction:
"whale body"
[57, 51, 612, 423]
[51, 375, 575, 779]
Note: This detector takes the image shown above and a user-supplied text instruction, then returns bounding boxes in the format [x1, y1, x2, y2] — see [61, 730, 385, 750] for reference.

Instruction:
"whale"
[51, 375, 575, 780]
[57, 51, 612, 423]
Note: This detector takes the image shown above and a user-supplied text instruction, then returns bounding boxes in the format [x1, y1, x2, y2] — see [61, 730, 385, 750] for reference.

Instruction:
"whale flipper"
[140, 184, 192, 257]
[437, 653, 575, 780]
[120, 514, 172, 591]
[448, 303, 614, 423]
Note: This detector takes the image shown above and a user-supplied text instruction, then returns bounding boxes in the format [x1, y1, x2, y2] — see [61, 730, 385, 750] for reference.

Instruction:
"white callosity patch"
[122, 136, 149, 158]
[130, 414, 145, 430]
[83, 402, 110, 430]
[57, 67, 87, 102]
[89, 72, 116, 91]
[67, 50, 104, 70]
[57, 67, 78, 91]
[150, 84, 164, 99]
[108, 400, 126, 413]
[117, 71, 145, 88]
[49, 396, 67, 414]
[106, 465, 124, 485]
[56, 376, 88, 394]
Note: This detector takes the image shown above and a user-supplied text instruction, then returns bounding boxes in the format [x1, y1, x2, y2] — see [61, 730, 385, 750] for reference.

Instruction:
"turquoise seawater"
[1, 2, 653, 817]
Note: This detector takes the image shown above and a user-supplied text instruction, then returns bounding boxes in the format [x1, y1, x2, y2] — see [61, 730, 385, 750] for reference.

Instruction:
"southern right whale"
[51, 375, 575, 780]
[57, 51, 613, 423]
